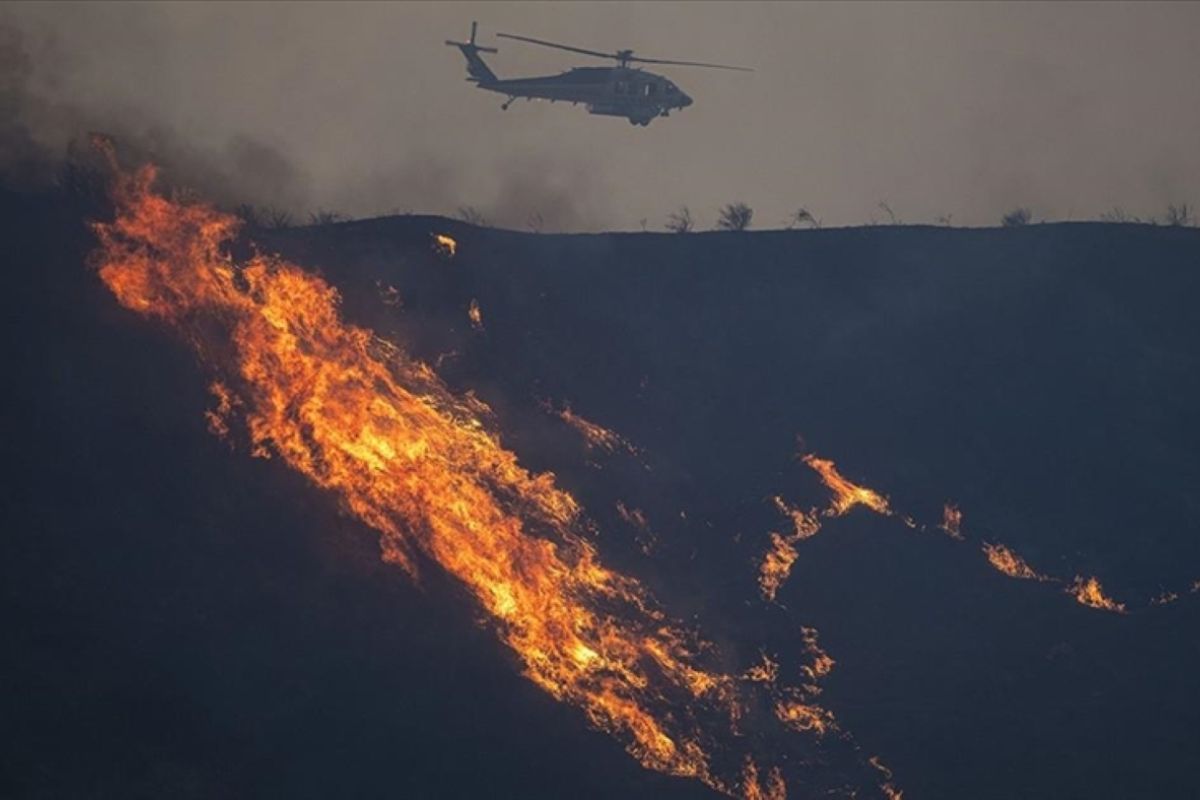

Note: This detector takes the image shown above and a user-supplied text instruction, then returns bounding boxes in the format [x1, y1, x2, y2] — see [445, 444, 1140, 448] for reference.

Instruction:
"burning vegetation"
[803, 454, 893, 517]
[981, 542, 1049, 582]
[940, 503, 964, 539]
[84, 151, 1197, 800]
[757, 450, 1189, 618]
[758, 456, 892, 602]
[553, 403, 639, 457]
[1067, 576, 1126, 614]
[90, 162, 889, 799]
[758, 497, 821, 602]
[432, 232, 457, 257]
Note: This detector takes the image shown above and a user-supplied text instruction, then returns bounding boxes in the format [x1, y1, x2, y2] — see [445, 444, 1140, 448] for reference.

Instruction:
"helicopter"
[445, 22, 752, 126]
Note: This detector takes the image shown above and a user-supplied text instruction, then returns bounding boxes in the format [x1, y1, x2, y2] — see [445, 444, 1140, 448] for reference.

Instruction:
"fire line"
[91, 162, 859, 800]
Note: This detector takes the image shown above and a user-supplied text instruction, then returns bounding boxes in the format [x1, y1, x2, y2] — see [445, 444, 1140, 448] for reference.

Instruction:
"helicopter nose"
[680, 93, 693, 108]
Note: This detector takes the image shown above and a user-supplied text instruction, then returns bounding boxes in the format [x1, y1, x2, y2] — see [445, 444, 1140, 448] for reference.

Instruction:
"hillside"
[5, 183, 1200, 799]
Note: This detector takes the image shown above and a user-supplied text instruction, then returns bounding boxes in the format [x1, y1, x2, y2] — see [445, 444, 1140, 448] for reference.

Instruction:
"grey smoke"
[4, 2, 1200, 229]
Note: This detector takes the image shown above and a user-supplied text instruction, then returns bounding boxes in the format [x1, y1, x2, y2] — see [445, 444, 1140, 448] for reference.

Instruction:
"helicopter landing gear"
[628, 117, 651, 127]
[501, 96, 516, 110]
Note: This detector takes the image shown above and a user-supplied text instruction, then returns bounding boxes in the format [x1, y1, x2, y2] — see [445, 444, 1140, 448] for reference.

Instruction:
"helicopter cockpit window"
[643, 83, 656, 97]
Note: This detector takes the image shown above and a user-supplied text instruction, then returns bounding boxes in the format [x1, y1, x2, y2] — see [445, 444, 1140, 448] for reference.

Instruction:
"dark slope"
[5, 189, 1200, 799]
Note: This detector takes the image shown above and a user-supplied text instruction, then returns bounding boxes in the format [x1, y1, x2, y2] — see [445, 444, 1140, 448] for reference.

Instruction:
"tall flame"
[90, 164, 840, 799]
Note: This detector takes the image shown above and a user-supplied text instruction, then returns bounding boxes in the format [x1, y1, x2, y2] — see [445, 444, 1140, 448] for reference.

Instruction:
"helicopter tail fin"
[445, 21, 498, 84]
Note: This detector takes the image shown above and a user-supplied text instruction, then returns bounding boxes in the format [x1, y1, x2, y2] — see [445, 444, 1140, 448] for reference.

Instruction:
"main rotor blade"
[497, 31, 754, 72]
[627, 55, 754, 72]
[496, 32, 615, 61]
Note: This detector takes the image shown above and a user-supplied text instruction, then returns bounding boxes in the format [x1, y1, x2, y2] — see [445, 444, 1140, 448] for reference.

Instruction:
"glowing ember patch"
[800, 626, 835, 681]
[615, 501, 648, 531]
[205, 381, 236, 438]
[615, 501, 656, 554]
[803, 454, 892, 517]
[1067, 576, 1126, 614]
[758, 533, 799, 602]
[773, 496, 822, 541]
[940, 503, 964, 539]
[555, 404, 638, 456]
[1152, 591, 1179, 606]
[743, 652, 779, 684]
[757, 497, 822, 601]
[432, 233, 457, 257]
[468, 298, 483, 330]
[775, 698, 835, 735]
[981, 542, 1049, 581]
[741, 758, 787, 800]
[869, 756, 905, 800]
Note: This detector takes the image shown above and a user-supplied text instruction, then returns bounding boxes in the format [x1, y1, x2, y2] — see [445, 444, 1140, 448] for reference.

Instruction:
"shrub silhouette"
[1002, 207, 1032, 227]
[787, 208, 821, 229]
[666, 206, 694, 233]
[456, 205, 488, 226]
[1099, 207, 1140, 224]
[308, 209, 344, 226]
[1164, 203, 1194, 227]
[716, 202, 753, 231]
[261, 207, 294, 229]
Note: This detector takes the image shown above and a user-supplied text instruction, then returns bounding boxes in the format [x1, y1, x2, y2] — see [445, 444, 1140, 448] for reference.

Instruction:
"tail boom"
[446, 21, 498, 84]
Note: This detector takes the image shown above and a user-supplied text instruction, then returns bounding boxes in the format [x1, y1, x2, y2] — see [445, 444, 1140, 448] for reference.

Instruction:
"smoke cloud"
[4, 2, 1200, 229]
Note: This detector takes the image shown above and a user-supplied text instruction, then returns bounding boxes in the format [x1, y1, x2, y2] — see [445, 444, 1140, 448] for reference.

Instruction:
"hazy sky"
[5, 1, 1200, 230]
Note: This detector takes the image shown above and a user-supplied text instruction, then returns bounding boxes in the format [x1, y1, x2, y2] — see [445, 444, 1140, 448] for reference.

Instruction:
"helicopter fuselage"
[477, 67, 692, 125]
[446, 23, 740, 126]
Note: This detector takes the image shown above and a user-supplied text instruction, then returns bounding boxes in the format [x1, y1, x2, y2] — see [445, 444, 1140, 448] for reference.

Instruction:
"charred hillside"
[5, 183, 1200, 800]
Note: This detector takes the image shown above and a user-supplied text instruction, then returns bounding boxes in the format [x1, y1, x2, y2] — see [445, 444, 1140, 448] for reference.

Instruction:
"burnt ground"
[4, 184, 1200, 799]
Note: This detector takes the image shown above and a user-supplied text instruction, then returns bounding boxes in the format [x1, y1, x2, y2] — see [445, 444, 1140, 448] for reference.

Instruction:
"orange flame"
[467, 298, 483, 330]
[800, 626, 836, 682]
[204, 381, 237, 439]
[758, 533, 800, 603]
[432, 232, 457, 257]
[1067, 576, 1126, 614]
[868, 756, 904, 800]
[981, 542, 1049, 582]
[90, 164, 828, 798]
[741, 758, 787, 800]
[555, 404, 638, 456]
[803, 455, 892, 517]
[743, 652, 780, 684]
[775, 696, 835, 736]
[758, 497, 822, 602]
